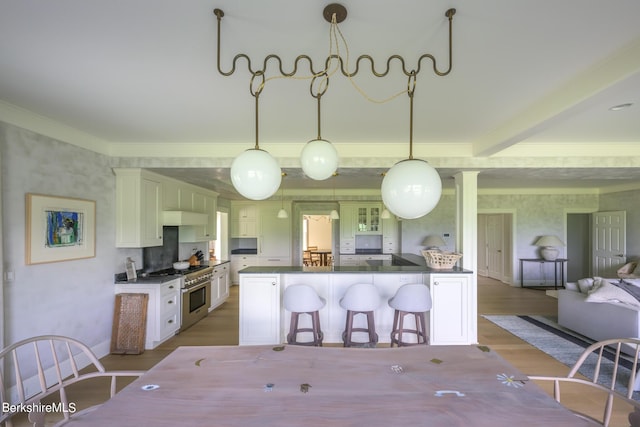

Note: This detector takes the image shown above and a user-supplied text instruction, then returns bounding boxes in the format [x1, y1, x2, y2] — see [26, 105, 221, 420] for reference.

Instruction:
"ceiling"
[1, 0, 640, 198]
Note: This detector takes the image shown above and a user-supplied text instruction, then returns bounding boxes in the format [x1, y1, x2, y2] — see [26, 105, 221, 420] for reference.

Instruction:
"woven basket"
[421, 250, 462, 269]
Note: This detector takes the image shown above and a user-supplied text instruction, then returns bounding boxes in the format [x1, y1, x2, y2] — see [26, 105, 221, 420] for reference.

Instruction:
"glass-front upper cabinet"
[357, 204, 381, 234]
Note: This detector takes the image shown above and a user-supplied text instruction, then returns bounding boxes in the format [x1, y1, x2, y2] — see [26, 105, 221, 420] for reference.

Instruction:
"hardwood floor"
[27, 277, 636, 426]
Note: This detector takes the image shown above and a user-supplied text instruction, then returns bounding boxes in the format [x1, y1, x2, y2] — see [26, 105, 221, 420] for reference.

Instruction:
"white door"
[486, 214, 504, 281]
[592, 211, 626, 277]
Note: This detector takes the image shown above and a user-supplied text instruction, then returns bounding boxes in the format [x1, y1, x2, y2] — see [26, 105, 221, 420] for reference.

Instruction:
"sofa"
[558, 271, 640, 390]
[558, 276, 640, 355]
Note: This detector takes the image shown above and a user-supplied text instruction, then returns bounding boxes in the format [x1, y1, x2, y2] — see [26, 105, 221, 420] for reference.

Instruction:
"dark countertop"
[231, 249, 258, 255]
[239, 265, 471, 274]
[239, 253, 471, 275]
[114, 260, 230, 284]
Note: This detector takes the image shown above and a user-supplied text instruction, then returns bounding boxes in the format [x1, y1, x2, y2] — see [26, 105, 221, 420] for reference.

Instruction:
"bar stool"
[283, 285, 325, 346]
[339, 283, 380, 348]
[388, 283, 432, 347]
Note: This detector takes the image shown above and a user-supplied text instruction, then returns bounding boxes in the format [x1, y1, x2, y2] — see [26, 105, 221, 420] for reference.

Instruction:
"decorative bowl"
[173, 261, 190, 270]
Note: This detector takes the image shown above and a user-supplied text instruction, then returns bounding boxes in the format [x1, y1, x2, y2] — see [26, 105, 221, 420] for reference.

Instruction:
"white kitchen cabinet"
[179, 192, 217, 242]
[428, 274, 475, 345]
[239, 275, 280, 345]
[230, 254, 258, 284]
[339, 203, 356, 253]
[114, 168, 163, 248]
[210, 262, 230, 311]
[115, 278, 181, 350]
[356, 203, 382, 234]
[382, 214, 399, 253]
[231, 202, 258, 237]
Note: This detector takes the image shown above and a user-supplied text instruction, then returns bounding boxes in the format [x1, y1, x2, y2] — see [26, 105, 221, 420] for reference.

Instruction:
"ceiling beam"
[472, 37, 640, 157]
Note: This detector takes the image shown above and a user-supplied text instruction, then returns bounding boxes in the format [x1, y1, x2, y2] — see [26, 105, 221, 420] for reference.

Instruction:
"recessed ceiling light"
[609, 103, 633, 111]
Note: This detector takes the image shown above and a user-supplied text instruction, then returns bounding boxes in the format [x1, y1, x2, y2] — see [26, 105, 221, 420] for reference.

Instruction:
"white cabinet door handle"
[434, 281, 439, 285]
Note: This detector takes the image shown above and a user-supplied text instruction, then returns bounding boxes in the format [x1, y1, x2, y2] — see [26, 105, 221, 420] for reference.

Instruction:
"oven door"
[181, 281, 211, 331]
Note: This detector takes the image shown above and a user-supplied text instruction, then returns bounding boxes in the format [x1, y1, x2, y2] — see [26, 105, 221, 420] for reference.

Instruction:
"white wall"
[307, 215, 332, 249]
[1, 122, 139, 354]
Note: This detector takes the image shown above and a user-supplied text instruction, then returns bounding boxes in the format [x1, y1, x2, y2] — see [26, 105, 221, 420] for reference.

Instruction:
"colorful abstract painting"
[45, 210, 84, 247]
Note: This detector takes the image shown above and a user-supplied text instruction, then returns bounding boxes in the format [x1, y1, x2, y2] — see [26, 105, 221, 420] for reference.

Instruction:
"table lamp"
[534, 235, 564, 261]
[422, 235, 446, 250]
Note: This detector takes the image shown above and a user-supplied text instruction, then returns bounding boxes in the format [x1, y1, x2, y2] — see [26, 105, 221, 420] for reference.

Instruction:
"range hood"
[162, 211, 208, 226]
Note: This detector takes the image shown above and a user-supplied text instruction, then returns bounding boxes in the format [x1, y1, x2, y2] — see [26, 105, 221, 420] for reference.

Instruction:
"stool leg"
[311, 310, 323, 346]
[287, 312, 299, 344]
[398, 311, 405, 347]
[343, 311, 354, 347]
[390, 310, 400, 347]
[367, 311, 378, 346]
[418, 312, 429, 345]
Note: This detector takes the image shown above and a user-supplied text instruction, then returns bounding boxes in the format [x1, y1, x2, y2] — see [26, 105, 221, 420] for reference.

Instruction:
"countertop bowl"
[173, 261, 190, 270]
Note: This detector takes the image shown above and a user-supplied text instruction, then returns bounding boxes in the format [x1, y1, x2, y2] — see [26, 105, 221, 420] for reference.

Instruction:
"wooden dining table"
[310, 248, 332, 266]
[68, 345, 597, 426]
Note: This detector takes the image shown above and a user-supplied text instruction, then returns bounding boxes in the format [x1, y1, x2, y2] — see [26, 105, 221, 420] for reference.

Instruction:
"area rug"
[483, 314, 640, 400]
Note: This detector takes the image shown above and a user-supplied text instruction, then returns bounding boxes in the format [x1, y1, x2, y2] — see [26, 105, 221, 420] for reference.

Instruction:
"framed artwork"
[26, 194, 96, 264]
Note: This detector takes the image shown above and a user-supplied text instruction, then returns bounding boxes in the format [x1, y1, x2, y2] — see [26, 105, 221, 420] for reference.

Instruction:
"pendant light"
[329, 172, 340, 219]
[277, 181, 288, 219]
[230, 72, 282, 200]
[381, 73, 442, 219]
[300, 73, 338, 180]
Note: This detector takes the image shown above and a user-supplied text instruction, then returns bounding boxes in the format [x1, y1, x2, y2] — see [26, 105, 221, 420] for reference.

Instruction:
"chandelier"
[214, 4, 456, 215]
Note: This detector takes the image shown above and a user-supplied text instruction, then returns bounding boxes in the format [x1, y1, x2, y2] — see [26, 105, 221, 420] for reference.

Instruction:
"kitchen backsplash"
[355, 235, 382, 251]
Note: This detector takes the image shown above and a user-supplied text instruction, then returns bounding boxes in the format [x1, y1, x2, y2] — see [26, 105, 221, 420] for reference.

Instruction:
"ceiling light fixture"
[214, 5, 456, 204]
[277, 181, 288, 219]
[300, 73, 339, 180]
[381, 73, 442, 219]
[229, 72, 282, 200]
[609, 103, 633, 111]
[330, 172, 340, 220]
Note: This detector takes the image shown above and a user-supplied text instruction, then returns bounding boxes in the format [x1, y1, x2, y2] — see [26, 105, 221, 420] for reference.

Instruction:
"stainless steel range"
[180, 266, 214, 331]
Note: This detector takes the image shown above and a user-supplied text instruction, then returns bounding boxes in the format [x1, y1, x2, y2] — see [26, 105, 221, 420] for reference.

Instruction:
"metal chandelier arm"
[213, 7, 456, 80]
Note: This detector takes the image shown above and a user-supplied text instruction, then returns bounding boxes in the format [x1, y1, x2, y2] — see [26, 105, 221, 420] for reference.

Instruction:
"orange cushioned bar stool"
[388, 283, 432, 347]
[339, 283, 380, 348]
[283, 284, 326, 346]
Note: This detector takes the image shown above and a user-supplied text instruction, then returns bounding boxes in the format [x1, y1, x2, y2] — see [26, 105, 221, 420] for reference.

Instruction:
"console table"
[519, 258, 567, 289]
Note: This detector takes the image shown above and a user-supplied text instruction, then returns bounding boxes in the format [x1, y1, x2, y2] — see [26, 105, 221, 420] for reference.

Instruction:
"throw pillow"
[586, 279, 640, 309]
[633, 262, 640, 277]
[564, 282, 579, 292]
[577, 278, 595, 293]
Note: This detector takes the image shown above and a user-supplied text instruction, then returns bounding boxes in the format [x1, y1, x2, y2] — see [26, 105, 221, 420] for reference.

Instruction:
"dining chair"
[303, 250, 312, 266]
[0, 335, 145, 427]
[528, 338, 640, 427]
[307, 246, 320, 266]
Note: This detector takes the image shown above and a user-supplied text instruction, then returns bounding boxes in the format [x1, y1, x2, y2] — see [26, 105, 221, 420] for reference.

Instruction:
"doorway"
[477, 213, 514, 284]
[566, 213, 590, 281]
[303, 215, 333, 249]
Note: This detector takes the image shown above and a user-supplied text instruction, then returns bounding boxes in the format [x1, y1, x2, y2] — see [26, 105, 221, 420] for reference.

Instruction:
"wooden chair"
[303, 250, 312, 266]
[307, 246, 320, 266]
[528, 338, 640, 427]
[0, 335, 145, 427]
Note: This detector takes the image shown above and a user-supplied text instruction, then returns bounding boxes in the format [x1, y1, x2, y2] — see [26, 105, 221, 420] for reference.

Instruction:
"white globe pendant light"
[231, 149, 282, 200]
[381, 73, 441, 219]
[301, 138, 338, 180]
[300, 73, 338, 180]
[231, 74, 281, 200]
[381, 159, 441, 219]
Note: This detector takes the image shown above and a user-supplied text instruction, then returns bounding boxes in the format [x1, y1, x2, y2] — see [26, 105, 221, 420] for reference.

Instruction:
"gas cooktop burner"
[147, 265, 209, 277]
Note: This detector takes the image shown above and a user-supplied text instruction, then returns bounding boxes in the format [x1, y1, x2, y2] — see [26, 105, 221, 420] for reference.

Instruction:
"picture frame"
[26, 193, 96, 265]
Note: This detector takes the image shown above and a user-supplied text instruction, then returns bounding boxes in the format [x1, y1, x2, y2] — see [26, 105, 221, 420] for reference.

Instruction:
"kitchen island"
[238, 254, 476, 346]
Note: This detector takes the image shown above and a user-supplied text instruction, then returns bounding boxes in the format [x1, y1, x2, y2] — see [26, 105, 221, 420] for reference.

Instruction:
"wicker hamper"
[421, 250, 462, 269]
